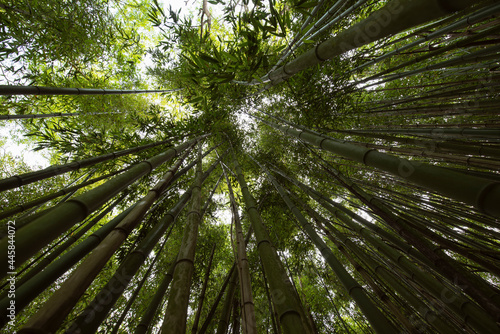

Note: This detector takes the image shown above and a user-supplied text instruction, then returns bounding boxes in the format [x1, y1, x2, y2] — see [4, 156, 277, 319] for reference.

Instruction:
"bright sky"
[0, 0, 226, 172]
[0, 122, 50, 171]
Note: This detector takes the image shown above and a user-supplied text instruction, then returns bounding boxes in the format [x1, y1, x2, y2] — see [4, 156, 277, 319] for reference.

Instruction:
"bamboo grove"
[0, 0, 499, 333]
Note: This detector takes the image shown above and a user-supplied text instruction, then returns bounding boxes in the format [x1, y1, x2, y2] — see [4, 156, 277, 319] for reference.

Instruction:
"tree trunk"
[160, 144, 204, 334]
[18, 144, 195, 333]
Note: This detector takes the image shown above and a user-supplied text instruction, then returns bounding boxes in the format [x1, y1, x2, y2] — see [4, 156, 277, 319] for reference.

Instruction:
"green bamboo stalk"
[0, 195, 101, 291]
[348, 2, 500, 75]
[295, 197, 429, 334]
[0, 85, 182, 96]
[232, 150, 312, 334]
[65, 180, 195, 333]
[256, 117, 500, 218]
[160, 144, 204, 334]
[281, 171, 500, 333]
[0, 137, 203, 279]
[0, 138, 172, 192]
[155, 157, 227, 333]
[359, 38, 500, 90]
[198, 264, 237, 334]
[260, 259, 281, 334]
[373, 45, 500, 86]
[329, 129, 500, 159]
[109, 232, 173, 334]
[356, 24, 500, 86]
[255, 158, 397, 333]
[371, 187, 500, 248]
[5, 193, 127, 296]
[0, 111, 123, 120]
[0, 203, 135, 328]
[370, 80, 500, 111]
[216, 267, 239, 334]
[365, 121, 500, 129]
[232, 296, 241, 334]
[400, 210, 500, 270]
[17, 144, 196, 333]
[199, 223, 254, 334]
[310, 261, 353, 333]
[266, 0, 476, 84]
[345, 127, 500, 138]
[0, 156, 200, 323]
[191, 244, 217, 334]
[134, 257, 177, 334]
[270, 166, 430, 266]
[311, 212, 462, 333]
[310, 150, 500, 316]
[347, 139, 500, 170]
[0, 167, 128, 220]
[222, 162, 257, 334]
[362, 74, 500, 93]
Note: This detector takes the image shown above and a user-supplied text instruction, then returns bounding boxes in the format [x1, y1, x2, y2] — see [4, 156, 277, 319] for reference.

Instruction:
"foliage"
[1, 0, 500, 333]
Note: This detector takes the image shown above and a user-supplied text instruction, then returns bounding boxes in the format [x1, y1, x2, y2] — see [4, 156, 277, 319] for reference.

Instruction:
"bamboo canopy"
[1, 0, 500, 333]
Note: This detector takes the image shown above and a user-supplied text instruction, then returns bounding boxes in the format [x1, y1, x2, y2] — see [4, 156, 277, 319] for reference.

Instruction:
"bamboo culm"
[256, 116, 500, 218]
[232, 149, 312, 334]
[0, 85, 182, 96]
[18, 143, 197, 333]
[0, 136, 204, 279]
[255, 159, 397, 334]
[160, 144, 205, 334]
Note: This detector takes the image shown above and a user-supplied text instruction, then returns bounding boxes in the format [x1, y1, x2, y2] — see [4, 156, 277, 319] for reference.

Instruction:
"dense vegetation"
[1, 0, 499, 333]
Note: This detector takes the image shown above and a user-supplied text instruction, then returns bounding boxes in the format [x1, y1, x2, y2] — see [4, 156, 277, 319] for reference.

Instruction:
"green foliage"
[1, 1, 500, 333]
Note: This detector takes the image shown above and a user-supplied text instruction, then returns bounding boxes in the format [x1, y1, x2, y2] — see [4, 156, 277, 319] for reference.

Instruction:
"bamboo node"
[314, 44, 327, 62]
[278, 308, 301, 322]
[176, 257, 195, 266]
[256, 238, 272, 249]
[361, 149, 376, 165]
[141, 160, 155, 172]
[67, 198, 91, 217]
[187, 210, 202, 218]
[475, 182, 500, 214]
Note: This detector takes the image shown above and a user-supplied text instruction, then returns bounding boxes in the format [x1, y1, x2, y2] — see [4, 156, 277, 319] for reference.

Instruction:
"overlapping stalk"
[255, 159, 397, 334]
[221, 161, 256, 334]
[0, 137, 203, 278]
[232, 149, 312, 334]
[255, 116, 500, 218]
[0, 138, 172, 192]
[0, 85, 181, 96]
[266, 0, 476, 84]
[272, 167, 500, 333]
[0, 167, 128, 220]
[160, 144, 204, 334]
[18, 143, 195, 333]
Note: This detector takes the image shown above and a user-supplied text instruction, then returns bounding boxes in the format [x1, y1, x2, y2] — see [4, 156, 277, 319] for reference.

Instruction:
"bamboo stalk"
[0, 138, 172, 192]
[68, 155, 222, 333]
[256, 158, 398, 333]
[199, 224, 255, 334]
[232, 148, 312, 334]
[0, 111, 123, 120]
[110, 230, 173, 334]
[266, 0, 477, 84]
[0, 85, 182, 96]
[276, 168, 500, 333]
[0, 203, 135, 328]
[17, 144, 196, 333]
[222, 161, 257, 334]
[216, 269, 239, 334]
[191, 244, 217, 334]
[0, 137, 204, 279]
[0, 167, 128, 221]
[256, 116, 500, 218]
[160, 144, 205, 334]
